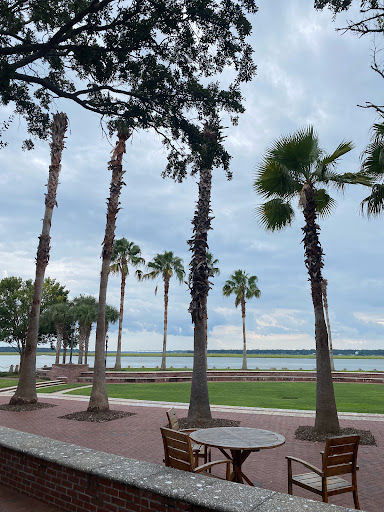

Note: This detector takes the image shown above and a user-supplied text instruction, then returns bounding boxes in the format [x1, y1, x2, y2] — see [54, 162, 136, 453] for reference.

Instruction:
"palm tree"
[205, 252, 220, 352]
[360, 122, 384, 216]
[321, 279, 335, 372]
[72, 295, 98, 365]
[42, 302, 73, 365]
[10, 113, 68, 405]
[105, 304, 119, 367]
[110, 238, 145, 370]
[88, 124, 131, 413]
[222, 270, 260, 370]
[254, 126, 369, 433]
[142, 251, 185, 370]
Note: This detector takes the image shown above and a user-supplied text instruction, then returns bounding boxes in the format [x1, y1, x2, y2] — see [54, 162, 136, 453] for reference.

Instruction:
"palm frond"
[314, 189, 337, 218]
[361, 184, 384, 217]
[361, 140, 384, 180]
[321, 141, 354, 167]
[255, 198, 295, 231]
[254, 159, 301, 200]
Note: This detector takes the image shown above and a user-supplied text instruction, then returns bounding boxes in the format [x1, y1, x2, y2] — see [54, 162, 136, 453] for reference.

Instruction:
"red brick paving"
[0, 395, 382, 512]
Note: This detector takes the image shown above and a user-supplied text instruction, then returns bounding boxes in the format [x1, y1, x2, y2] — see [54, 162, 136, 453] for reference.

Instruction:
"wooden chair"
[166, 408, 211, 465]
[161, 427, 231, 480]
[286, 435, 360, 509]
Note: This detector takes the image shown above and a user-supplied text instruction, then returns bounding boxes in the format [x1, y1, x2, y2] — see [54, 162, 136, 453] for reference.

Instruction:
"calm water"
[0, 354, 383, 372]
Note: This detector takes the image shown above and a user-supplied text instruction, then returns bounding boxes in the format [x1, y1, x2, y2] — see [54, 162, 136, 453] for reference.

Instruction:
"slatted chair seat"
[287, 435, 360, 509]
[161, 427, 231, 480]
[166, 408, 211, 466]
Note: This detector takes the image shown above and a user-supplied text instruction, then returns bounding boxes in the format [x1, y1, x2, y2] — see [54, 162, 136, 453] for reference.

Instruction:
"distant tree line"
[178, 349, 384, 356]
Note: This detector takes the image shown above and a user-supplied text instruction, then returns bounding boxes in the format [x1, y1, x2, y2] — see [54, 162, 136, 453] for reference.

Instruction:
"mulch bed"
[59, 410, 136, 422]
[178, 417, 240, 429]
[0, 403, 56, 412]
[295, 426, 377, 445]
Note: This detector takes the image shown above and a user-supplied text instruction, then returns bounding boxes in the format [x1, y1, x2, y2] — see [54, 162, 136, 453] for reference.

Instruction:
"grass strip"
[66, 381, 384, 414]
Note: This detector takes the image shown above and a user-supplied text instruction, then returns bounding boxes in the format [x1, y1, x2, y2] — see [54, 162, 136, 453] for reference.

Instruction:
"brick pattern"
[0, 446, 215, 512]
[48, 364, 89, 382]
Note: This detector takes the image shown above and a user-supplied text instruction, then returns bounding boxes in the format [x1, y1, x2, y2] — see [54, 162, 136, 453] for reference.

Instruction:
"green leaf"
[255, 198, 294, 231]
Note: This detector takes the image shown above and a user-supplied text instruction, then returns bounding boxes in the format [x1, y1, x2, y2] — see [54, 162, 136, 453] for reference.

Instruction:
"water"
[0, 354, 383, 372]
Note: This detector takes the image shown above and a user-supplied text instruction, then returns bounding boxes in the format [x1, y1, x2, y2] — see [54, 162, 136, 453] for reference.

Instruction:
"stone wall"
[49, 363, 89, 382]
[0, 426, 359, 512]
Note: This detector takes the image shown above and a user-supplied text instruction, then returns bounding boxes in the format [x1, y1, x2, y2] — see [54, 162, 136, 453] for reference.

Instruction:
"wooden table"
[189, 427, 285, 485]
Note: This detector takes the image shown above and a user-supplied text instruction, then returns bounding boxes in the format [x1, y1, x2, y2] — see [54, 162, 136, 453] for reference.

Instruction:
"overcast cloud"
[1, 0, 383, 353]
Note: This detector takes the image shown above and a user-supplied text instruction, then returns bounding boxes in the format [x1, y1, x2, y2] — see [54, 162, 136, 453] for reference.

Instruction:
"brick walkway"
[0, 393, 382, 512]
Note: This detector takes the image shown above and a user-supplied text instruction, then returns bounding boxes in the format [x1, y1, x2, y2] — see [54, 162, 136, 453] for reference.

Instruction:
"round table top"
[189, 427, 285, 451]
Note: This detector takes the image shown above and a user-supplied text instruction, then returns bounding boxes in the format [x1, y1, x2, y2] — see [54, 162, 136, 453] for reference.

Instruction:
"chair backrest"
[166, 408, 180, 431]
[161, 427, 195, 472]
[322, 435, 360, 477]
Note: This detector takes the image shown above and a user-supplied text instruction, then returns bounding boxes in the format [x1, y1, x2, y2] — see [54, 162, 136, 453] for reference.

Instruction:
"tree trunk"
[78, 324, 88, 364]
[205, 295, 208, 368]
[188, 124, 217, 422]
[84, 324, 92, 365]
[301, 184, 339, 433]
[161, 277, 169, 370]
[54, 322, 64, 365]
[88, 129, 129, 412]
[322, 280, 335, 372]
[241, 298, 247, 370]
[10, 113, 68, 405]
[114, 272, 126, 370]
[62, 343, 67, 364]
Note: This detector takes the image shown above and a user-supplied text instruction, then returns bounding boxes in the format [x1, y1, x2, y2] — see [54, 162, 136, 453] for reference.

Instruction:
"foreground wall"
[0, 427, 360, 512]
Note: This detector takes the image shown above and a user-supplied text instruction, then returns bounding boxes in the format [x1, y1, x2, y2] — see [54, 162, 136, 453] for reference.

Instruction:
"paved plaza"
[0, 392, 382, 511]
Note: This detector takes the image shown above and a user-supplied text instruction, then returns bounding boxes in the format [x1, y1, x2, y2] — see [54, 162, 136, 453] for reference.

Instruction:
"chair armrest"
[180, 428, 199, 433]
[286, 456, 323, 476]
[194, 459, 231, 474]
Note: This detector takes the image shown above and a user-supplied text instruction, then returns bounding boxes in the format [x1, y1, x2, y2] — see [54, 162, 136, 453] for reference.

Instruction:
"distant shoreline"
[1, 351, 382, 359]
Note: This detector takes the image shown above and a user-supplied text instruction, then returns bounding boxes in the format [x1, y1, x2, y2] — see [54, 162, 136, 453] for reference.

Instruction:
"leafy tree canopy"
[1, 0, 258, 161]
[0, 275, 69, 352]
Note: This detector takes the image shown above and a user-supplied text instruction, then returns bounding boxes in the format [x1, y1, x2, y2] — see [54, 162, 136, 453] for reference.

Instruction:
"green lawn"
[36, 383, 89, 393]
[0, 378, 19, 388]
[66, 381, 384, 414]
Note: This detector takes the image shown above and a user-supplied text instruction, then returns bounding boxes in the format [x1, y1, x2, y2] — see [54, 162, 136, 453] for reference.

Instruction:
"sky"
[1, 0, 384, 353]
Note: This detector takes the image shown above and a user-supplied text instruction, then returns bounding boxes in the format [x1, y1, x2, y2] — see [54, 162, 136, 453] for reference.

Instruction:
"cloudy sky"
[1, 0, 383, 353]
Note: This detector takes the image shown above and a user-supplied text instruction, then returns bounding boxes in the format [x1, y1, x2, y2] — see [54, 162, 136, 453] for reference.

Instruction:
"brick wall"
[0, 427, 357, 512]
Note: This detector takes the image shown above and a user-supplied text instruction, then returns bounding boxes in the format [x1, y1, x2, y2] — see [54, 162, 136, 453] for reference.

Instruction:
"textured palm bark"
[161, 278, 169, 370]
[114, 271, 126, 370]
[88, 130, 129, 412]
[62, 343, 67, 364]
[54, 322, 64, 365]
[10, 113, 68, 405]
[188, 126, 217, 422]
[77, 323, 90, 364]
[301, 184, 340, 433]
[241, 298, 248, 370]
[322, 280, 335, 372]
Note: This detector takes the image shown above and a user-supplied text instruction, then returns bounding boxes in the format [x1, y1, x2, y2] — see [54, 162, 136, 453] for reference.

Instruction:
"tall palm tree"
[321, 278, 335, 372]
[88, 124, 131, 413]
[10, 113, 68, 405]
[205, 252, 220, 352]
[110, 238, 145, 370]
[360, 122, 384, 216]
[254, 126, 369, 433]
[42, 302, 73, 365]
[105, 304, 119, 367]
[142, 251, 185, 370]
[72, 295, 98, 365]
[222, 270, 260, 370]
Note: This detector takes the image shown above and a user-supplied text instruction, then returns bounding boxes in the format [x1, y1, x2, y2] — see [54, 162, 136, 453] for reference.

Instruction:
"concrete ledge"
[0, 426, 361, 512]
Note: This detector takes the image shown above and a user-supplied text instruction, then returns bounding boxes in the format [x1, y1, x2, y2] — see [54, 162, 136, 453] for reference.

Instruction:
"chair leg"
[287, 460, 293, 495]
[353, 490, 360, 510]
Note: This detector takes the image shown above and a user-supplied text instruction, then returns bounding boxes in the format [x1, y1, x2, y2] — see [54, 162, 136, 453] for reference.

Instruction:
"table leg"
[229, 449, 258, 485]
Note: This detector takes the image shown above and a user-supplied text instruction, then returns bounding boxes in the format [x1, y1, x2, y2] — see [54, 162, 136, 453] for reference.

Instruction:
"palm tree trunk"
[62, 343, 67, 364]
[241, 299, 247, 370]
[10, 113, 68, 405]
[322, 280, 335, 372]
[188, 124, 217, 422]
[78, 324, 87, 364]
[161, 278, 169, 370]
[55, 322, 64, 365]
[88, 129, 130, 412]
[84, 324, 92, 365]
[114, 273, 126, 370]
[301, 184, 339, 433]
